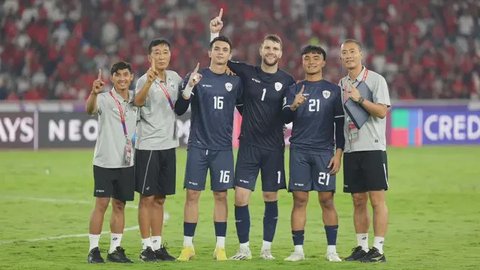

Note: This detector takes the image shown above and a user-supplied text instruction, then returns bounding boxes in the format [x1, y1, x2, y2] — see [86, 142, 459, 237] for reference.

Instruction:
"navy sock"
[324, 225, 339, 245]
[292, 230, 305, 246]
[263, 201, 278, 242]
[234, 205, 250, 244]
[184, 222, 197, 237]
[214, 221, 227, 237]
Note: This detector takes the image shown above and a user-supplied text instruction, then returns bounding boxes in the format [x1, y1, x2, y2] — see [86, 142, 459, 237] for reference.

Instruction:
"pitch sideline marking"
[0, 196, 171, 245]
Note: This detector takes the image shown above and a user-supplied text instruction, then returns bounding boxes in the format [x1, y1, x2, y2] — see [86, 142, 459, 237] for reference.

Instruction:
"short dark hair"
[110, 61, 132, 75]
[209, 35, 232, 51]
[148, 38, 171, 54]
[263, 34, 282, 48]
[342, 39, 363, 51]
[301, 45, 327, 60]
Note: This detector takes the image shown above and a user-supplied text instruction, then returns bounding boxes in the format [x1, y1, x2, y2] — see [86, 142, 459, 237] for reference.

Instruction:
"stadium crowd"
[0, 0, 478, 101]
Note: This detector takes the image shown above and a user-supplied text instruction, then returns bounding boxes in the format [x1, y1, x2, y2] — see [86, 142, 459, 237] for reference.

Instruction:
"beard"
[262, 57, 278, 67]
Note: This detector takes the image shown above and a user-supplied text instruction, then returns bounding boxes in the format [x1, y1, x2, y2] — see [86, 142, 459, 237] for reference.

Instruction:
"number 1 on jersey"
[261, 88, 266, 101]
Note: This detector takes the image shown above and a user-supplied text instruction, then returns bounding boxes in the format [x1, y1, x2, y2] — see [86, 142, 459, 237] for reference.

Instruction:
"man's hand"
[327, 151, 342, 175]
[187, 63, 202, 87]
[347, 82, 362, 103]
[290, 85, 307, 111]
[146, 58, 158, 83]
[91, 69, 105, 95]
[210, 8, 224, 33]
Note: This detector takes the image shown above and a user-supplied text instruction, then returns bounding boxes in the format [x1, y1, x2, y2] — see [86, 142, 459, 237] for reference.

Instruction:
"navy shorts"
[184, 147, 234, 191]
[289, 149, 336, 192]
[234, 144, 286, 192]
[135, 148, 176, 196]
[343, 150, 389, 193]
[93, 165, 135, 202]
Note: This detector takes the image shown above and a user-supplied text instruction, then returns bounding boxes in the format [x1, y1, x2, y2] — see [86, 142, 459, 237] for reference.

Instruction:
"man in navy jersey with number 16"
[210, 9, 295, 260]
[282, 45, 344, 262]
[174, 36, 243, 262]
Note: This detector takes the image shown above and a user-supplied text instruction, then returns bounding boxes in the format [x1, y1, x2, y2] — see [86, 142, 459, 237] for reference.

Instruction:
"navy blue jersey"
[177, 68, 243, 150]
[228, 61, 295, 150]
[284, 80, 344, 152]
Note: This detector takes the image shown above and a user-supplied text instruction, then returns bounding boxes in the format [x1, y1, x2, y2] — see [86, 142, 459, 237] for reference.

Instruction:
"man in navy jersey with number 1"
[210, 9, 295, 260]
[282, 45, 344, 262]
[174, 36, 243, 261]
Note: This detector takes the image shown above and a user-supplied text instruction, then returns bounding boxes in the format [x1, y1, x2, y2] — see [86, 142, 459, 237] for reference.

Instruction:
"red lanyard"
[109, 90, 128, 137]
[155, 80, 175, 110]
[361, 68, 369, 82]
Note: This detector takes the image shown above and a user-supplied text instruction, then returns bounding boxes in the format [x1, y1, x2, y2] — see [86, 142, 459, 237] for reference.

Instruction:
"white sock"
[356, 233, 369, 251]
[142, 238, 152, 250]
[326, 245, 337, 254]
[373, 236, 384, 254]
[294, 245, 304, 254]
[89, 234, 100, 252]
[151, 236, 162, 250]
[183, 236, 194, 247]
[239, 241, 249, 250]
[109, 233, 122, 253]
[261, 240, 272, 251]
[216, 236, 225, 248]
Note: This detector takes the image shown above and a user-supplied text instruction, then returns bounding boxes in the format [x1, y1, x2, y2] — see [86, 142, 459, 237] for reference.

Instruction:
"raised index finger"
[151, 58, 156, 72]
[299, 84, 305, 94]
[218, 8, 223, 20]
[193, 62, 200, 73]
[97, 69, 102, 80]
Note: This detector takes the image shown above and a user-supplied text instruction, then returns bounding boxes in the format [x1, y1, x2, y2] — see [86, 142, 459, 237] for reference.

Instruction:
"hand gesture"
[147, 58, 159, 83]
[91, 69, 105, 94]
[347, 82, 361, 102]
[210, 8, 224, 33]
[291, 85, 307, 111]
[187, 63, 202, 87]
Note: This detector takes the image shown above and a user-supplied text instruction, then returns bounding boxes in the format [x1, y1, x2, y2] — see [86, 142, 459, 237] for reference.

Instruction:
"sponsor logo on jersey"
[201, 84, 212, 88]
[225, 82, 233, 91]
[275, 82, 283, 91]
[322, 90, 331, 99]
[251, 78, 261, 83]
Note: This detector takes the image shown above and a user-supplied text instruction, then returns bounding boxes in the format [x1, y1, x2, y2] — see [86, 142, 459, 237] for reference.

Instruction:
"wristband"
[357, 96, 364, 105]
[182, 85, 194, 99]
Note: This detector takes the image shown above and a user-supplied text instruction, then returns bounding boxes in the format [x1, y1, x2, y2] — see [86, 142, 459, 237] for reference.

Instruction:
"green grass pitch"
[0, 146, 479, 270]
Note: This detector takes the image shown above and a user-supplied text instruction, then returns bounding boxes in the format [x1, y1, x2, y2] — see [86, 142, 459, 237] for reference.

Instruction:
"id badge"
[124, 138, 132, 166]
[348, 120, 358, 140]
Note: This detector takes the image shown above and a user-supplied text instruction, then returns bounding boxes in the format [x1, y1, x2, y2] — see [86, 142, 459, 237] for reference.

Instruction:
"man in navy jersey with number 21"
[210, 9, 295, 260]
[282, 45, 344, 262]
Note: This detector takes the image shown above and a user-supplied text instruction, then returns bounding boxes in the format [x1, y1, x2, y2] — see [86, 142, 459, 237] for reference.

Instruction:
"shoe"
[325, 251, 342, 262]
[154, 245, 175, 261]
[139, 247, 157, 262]
[344, 246, 367, 261]
[87, 247, 105, 263]
[360, 247, 386, 263]
[177, 246, 195, 261]
[230, 245, 252, 260]
[260, 248, 275, 260]
[213, 247, 228, 261]
[107, 246, 133, 263]
[284, 251, 305, 262]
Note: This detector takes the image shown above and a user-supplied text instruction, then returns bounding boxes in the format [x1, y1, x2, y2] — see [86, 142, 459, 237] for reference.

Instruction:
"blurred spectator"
[0, 0, 479, 100]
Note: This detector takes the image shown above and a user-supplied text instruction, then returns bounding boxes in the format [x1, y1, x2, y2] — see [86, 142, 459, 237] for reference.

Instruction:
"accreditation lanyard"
[109, 90, 128, 137]
[155, 80, 175, 111]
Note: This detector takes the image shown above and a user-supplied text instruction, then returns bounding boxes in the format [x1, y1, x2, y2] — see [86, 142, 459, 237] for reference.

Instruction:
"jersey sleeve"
[135, 75, 150, 107]
[281, 83, 297, 123]
[227, 60, 252, 79]
[373, 75, 391, 107]
[174, 73, 194, 116]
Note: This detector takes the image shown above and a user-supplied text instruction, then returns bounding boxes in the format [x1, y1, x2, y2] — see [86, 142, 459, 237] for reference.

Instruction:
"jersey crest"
[322, 90, 331, 99]
[225, 82, 233, 92]
[275, 82, 283, 91]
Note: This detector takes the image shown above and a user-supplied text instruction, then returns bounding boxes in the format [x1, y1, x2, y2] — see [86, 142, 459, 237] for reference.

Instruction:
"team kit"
[85, 10, 391, 265]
